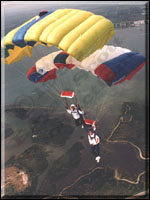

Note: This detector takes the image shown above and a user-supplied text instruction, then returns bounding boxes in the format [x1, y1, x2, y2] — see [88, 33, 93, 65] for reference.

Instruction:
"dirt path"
[106, 116, 149, 161]
[56, 144, 94, 190]
[125, 190, 149, 199]
[4, 104, 148, 197]
[58, 108, 149, 197]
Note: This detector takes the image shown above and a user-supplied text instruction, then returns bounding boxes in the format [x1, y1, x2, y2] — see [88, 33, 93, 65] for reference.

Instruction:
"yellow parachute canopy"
[2, 9, 115, 64]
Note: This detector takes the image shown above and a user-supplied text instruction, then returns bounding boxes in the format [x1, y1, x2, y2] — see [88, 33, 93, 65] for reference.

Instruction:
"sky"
[2, 1, 148, 4]
[1, 1, 148, 19]
[1, 1, 148, 9]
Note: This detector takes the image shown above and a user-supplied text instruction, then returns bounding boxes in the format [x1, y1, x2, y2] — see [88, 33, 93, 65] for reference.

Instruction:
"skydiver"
[36, 10, 48, 20]
[39, 10, 48, 17]
[88, 129, 101, 163]
[66, 104, 88, 131]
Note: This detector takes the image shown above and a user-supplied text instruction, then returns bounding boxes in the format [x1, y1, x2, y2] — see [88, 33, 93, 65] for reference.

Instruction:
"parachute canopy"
[84, 119, 96, 126]
[61, 91, 76, 98]
[2, 9, 115, 64]
[27, 45, 145, 86]
[81, 45, 145, 86]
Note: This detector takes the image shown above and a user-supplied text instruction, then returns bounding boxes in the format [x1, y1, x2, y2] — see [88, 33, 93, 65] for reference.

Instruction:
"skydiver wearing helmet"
[66, 104, 88, 130]
[88, 129, 101, 163]
[36, 10, 48, 20]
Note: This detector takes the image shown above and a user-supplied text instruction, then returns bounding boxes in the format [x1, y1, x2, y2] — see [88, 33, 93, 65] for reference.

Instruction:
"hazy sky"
[1, 1, 147, 17]
[1, 1, 147, 9]
[2, 1, 147, 5]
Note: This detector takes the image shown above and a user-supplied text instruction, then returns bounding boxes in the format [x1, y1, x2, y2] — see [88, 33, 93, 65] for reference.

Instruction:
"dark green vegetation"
[121, 102, 145, 122]
[91, 5, 145, 23]
[39, 142, 84, 194]
[5, 106, 75, 146]
[5, 184, 15, 196]
[62, 168, 146, 197]
[105, 6, 145, 23]
[113, 102, 146, 155]
[5, 142, 84, 196]
[5, 106, 31, 120]
[4, 102, 148, 197]
[16, 145, 48, 176]
[5, 124, 14, 138]
[58, 102, 147, 197]
[29, 110, 75, 146]
[5, 145, 48, 195]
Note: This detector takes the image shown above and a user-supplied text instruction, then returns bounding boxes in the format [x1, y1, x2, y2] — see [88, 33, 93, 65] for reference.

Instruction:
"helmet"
[38, 68, 44, 75]
[70, 104, 76, 109]
[39, 10, 48, 17]
[89, 130, 95, 138]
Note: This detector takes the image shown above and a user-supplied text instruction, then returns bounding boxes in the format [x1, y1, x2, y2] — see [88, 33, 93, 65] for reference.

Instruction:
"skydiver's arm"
[66, 109, 72, 114]
[96, 135, 100, 144]
[78, 110, 84, 115]
[88, 135, 93, 145]
[93, 124, 96, 132]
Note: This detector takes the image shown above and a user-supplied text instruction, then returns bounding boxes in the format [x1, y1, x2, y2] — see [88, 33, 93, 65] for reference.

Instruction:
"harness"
[71, 109, 82, 119]
[90, 134, 96, 140]
[90, 134, 101, 144]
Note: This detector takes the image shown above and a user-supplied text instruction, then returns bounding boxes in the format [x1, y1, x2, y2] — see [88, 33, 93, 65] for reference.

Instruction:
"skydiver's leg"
[92, 125, 97, 133]
[75, 119, 80, 126]
[95, 144, 100, 157]
[91, 145, 97, 157]
[91, 146, 96, 157]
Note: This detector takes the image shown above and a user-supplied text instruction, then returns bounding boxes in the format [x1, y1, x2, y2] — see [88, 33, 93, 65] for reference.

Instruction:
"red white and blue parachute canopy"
[27, 45, 145, 87]
[81, 45, 145, 86]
